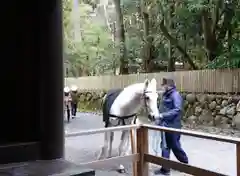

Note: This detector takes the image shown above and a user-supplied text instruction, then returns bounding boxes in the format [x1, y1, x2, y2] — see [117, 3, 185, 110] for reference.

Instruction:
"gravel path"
[65, 112, 238, 176]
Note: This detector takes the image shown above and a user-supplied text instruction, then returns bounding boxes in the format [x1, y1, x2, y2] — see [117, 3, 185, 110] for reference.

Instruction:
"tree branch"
[159, 19, 198, 70]
[201, 9, 218, 61]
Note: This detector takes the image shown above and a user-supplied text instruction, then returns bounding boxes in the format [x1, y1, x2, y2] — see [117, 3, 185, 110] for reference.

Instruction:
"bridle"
[142, 89, 158, 121]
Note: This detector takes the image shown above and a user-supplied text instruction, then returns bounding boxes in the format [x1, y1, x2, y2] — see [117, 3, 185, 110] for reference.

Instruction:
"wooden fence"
[65, 69, 240, 93]
[63, 124, 240, 176]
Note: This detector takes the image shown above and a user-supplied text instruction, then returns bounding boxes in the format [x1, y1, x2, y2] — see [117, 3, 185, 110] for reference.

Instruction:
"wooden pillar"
[136, 126, 149, 176]
[38, 0, 64, 159]
[130, 129, 137, 176]
[237, 142, 240, 176]
[0, 0, 64, 163]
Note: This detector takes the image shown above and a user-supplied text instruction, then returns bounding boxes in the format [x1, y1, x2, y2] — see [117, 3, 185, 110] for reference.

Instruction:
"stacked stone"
[183, 93, 240, 130]
[75, 90, 240, 130]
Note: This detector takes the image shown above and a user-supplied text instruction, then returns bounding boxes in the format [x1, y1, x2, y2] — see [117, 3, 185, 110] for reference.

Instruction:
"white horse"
[98, 78, 160, 172]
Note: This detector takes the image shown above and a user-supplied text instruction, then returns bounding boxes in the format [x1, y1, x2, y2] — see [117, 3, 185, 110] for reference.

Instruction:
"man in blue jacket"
[154, 77, 188, 175]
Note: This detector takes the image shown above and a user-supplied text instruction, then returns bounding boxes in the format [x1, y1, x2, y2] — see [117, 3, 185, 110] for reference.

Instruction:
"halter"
[142, 89, 158, 121]
[142, 90, 151, 115]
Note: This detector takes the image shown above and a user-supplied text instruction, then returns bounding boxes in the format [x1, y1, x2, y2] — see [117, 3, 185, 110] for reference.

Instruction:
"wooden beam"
[136, 127, 149, 176]
[142, 124, 240, 144]
[79, 153, 139, 169]
[130, 129, 137, 176]
[65, 124, 140, 137]
[51, 154, 139, 176]
[237, 142, 240, 176]
[144, 154, 227, 176]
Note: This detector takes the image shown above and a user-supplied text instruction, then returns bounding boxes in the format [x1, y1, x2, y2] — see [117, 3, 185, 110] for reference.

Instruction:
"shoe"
[154, 168, 170, 175]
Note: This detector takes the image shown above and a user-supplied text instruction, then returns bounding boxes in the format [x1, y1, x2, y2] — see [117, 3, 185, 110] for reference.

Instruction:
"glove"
[154, 114, 163, 125]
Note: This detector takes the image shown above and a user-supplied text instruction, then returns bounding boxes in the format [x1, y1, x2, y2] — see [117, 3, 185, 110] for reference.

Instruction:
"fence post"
[237, 142, 240, 176]
[136, 126, 149, 176]
[131, 129, 137, 176]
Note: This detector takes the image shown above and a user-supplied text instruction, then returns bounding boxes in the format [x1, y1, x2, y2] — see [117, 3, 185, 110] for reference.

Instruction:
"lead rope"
[143, 88, 161, 155]
[151, 95, 168, 155]
[151, 120, 167, 155]
[151, 125, 161, 155]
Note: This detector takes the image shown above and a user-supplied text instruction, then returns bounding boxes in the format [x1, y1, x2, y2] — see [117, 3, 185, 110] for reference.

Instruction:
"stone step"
[0, 159, 95, 176]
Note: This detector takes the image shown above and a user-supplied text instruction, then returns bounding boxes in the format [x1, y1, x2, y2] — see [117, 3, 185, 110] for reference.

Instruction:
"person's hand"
[159, 114, 163, 119]
[154, 114, 163, 125]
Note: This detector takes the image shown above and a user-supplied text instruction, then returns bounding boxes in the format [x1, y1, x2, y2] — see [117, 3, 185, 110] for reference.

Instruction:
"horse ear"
[144, 79, 150, 88]
[150, 78, 157, 86]
[150, 78, 157, 90]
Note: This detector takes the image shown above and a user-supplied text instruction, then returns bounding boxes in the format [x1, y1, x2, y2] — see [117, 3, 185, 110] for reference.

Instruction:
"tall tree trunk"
[139, 0, 155, 73]
[182, 34, 190, 70]
[113, 0, 128, 74]
[103, 4, 115, 41]
[142, 12, 154, 73]
[201, 9, 218, 61]
[201, 0, 235, 61]
[167, 0, 175, 71]
[72, 0, 81, 42]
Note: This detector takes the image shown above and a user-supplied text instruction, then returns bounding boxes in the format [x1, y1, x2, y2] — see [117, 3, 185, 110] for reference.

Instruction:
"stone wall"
[77, 90, 106, 111]
[76, 91, 240, 130]
[182, 93, 240, 130]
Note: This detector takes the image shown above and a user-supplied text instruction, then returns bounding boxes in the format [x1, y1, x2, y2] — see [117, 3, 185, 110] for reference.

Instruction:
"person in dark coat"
[154, 77, 188, 175]
[70, 85, 79, 118]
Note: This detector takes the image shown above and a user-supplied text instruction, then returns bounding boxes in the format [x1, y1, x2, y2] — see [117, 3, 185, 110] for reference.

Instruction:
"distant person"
[64, 86, 72, 123]
[154, 77, 188, 175]
[70, 85, 79, 118]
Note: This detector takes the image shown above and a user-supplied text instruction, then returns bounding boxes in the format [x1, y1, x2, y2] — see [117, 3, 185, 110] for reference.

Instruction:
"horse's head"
[142, 78, 160, 122]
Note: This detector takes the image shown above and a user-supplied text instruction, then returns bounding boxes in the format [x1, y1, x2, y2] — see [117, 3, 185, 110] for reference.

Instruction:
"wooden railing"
[64, 124, 240, 176]
[60, 125, 140, 176]
[139, 124, 240, 176]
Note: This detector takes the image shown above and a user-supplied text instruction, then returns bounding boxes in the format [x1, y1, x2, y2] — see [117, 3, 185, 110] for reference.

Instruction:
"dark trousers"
[161, 132, 188, 172]
[66, 105, 70, 122]
[71, 102, 77, 116]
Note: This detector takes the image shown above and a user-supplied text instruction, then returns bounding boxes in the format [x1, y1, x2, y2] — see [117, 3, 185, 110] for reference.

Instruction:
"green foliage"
[207, 40, 240, 68]
[63, 2, 118, 76]
[63, 0, 240, 76]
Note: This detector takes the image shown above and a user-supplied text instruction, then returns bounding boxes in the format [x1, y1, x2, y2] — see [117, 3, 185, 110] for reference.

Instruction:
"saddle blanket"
[102, 88, 123, 123]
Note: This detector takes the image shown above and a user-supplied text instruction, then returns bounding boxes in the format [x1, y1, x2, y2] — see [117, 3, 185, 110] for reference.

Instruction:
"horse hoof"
[116, 165, 126, 174]
[116, 168, 126, 173]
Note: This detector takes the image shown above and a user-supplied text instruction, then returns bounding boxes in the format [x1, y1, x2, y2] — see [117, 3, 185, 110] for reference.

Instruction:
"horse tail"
[102, 94, 109, 124]
[101, 94, 107, 108]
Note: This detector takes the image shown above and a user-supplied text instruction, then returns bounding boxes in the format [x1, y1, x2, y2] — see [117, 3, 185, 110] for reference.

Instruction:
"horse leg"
[116, 130, 129, 173]
[108, 131, 114, 158]
[119, 130, 131, 155]
[98, 131, 110, 160]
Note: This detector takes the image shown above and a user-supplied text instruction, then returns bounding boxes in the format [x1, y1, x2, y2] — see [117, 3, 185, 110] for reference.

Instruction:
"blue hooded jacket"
[158, 84, 182, 129]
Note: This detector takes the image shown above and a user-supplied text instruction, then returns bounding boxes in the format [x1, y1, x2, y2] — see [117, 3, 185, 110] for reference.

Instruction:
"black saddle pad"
[102, 88, 123, 122]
